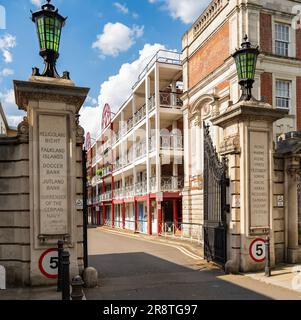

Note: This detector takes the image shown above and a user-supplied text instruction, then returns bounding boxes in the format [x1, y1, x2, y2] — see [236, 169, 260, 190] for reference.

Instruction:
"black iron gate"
[203, 123, 228, 266]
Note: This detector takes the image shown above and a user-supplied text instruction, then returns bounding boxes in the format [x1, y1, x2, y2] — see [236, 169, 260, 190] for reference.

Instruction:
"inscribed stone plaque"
[39, 115, 68, 235]
[249, 131, 269, 228]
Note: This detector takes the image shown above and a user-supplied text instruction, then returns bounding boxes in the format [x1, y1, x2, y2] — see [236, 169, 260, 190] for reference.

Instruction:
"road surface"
[86, 228, 301, 300]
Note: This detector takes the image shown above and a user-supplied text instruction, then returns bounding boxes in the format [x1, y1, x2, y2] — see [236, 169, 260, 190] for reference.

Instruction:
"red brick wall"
[260, 13, 272, 54]
[261, 72, 273, 105]
[188, 22, 229, 89]
[297, 77, 301, 130]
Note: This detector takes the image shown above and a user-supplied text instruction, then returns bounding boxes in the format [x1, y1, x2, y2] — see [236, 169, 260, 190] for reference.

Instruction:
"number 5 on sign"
[39, 249, 59, 279]
[249, 238, 266, 262]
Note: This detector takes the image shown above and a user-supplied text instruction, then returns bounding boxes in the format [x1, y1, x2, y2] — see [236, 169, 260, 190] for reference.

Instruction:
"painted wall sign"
[249, 238, 266, 263]
[39, 248, 59, 279]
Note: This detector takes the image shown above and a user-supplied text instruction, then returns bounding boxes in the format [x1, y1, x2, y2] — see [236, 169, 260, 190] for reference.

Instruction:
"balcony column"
[146, 76, 151, 195]
[155, 64, 162, 235]
[172, 120, 178, 187]
[102, 203, 105, 225]
[134, 200, 138, 232]
[171, 81, 177, 107]
[122, 201, 126, 229]
[173, 199, 178, 230]
[147, 195, 152, 235]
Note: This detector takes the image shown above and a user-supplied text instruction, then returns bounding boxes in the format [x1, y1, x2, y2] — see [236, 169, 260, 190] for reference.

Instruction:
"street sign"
[0, 265, 5, 290]
[76, 199, 83, 210]
[249, 238, 266, 262]
[39, 248, 59, 279]
[156, 192, 163, 202]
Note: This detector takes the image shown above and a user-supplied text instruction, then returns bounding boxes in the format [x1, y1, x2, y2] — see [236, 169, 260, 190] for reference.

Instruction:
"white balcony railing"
[161, 176, 184, 192]
[114, 188, 124, 200]
[135, 182, 147, 196]
[133, 50, 181, 90]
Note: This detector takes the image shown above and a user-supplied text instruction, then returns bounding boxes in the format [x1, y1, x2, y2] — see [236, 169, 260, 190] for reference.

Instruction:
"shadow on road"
[87, 252, 271, 300]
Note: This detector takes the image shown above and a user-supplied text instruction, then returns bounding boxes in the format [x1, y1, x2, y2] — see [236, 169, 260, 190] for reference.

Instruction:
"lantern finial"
[232, 35, 260, 102]
[31, 0, 69, 79]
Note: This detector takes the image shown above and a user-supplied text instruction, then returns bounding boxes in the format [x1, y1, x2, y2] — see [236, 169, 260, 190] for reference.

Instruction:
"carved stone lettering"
[39, 115, 68, 235]
[249, 131, 269, 228]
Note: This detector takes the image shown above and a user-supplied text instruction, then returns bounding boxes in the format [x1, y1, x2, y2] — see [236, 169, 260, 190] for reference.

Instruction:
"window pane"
[275, 24, 289, 56]
[276, 80, 291, 109]
[275, 24, 289, 42]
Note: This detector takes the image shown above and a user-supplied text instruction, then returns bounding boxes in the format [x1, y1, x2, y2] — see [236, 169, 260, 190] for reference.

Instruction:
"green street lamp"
[232, 35, 260, 101]
[31, 0, 68, 78]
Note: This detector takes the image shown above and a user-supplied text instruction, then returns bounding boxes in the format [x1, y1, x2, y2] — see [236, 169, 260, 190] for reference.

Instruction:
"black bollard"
[265, 235, 271, 277]
[71, 275, 85, 301]
[61, 250, 70, 300]
[57, 240, 64, 292]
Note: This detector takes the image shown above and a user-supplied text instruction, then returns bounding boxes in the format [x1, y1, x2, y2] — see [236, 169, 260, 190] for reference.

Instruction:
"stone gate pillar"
[276, 133, 301, 263]
[212, 100, 287, 272]
[285, 155, 301, 263]
[14, 76, 89, 285]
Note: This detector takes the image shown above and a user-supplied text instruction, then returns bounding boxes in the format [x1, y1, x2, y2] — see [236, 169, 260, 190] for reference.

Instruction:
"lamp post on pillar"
[31, 0, 69, 79]
[232, 35, 260, 102]
[14, 0, 90, 285]
[211, 35, 287, 273]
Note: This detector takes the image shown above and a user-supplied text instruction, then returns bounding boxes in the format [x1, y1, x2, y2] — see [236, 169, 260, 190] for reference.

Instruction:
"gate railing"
[159, 222, 203, 244]
[203, 122, 229, 265]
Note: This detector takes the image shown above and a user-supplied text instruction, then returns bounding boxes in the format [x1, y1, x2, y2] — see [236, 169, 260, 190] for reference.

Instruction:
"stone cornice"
[212, 101, 288, 129]
[14, 80, 90, 113]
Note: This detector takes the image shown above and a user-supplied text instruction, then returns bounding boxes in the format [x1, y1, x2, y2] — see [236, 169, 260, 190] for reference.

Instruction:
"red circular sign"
[249, 238, 266, 263]
[39, 248, 59, 279]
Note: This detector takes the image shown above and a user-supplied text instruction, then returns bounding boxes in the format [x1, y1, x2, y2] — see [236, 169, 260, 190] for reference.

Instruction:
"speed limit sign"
[249, 238, 266, 262]
[39, 248, 59, 279]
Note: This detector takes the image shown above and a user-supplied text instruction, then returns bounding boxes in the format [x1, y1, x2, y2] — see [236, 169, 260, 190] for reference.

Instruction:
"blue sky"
[0, 0, 210, 136]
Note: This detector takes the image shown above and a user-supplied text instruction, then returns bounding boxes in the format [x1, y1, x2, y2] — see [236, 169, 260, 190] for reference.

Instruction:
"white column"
[171, 81, 177, 107]
[172, 120, 178, 189]
[183, 108, 190, 188]
[195, 117, 202, 176]
[155, 65, 161, 192]
[146, 76, 151, 194]
[155, 64, 161, 193]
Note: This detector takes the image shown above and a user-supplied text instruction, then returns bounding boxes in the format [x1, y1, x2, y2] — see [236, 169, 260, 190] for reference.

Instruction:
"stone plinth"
[14, 76, 89, 286]
[212, 100, 287, 272]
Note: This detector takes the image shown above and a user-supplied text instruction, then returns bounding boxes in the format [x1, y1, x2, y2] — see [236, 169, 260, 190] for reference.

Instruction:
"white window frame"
[274, 23, 290, 57]
[272, 16, 295, 58]
[275, 79, 291, 110]
[272, 74, 296, 117]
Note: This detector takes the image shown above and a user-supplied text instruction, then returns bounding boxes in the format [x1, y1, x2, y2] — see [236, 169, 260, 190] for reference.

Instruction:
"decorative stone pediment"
[219, 134, 241, 155]
[191, 94, 218, 118]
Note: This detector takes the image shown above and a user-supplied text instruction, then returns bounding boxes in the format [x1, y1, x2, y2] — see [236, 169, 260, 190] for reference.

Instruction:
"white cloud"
[30, 0, 42, 7]
[0, 68, 14, 77]
[79, 105, 102, 139]
[7, 115, 23, 128]
[113, 2, 129, 14]
[149, 0, 210, 24]
[80, 43, 171, 138]
[92, 22, 144, 57]
[0, 89, 14, 105]
[0, 89, 25, 127]
[0, 34, 16, 63]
